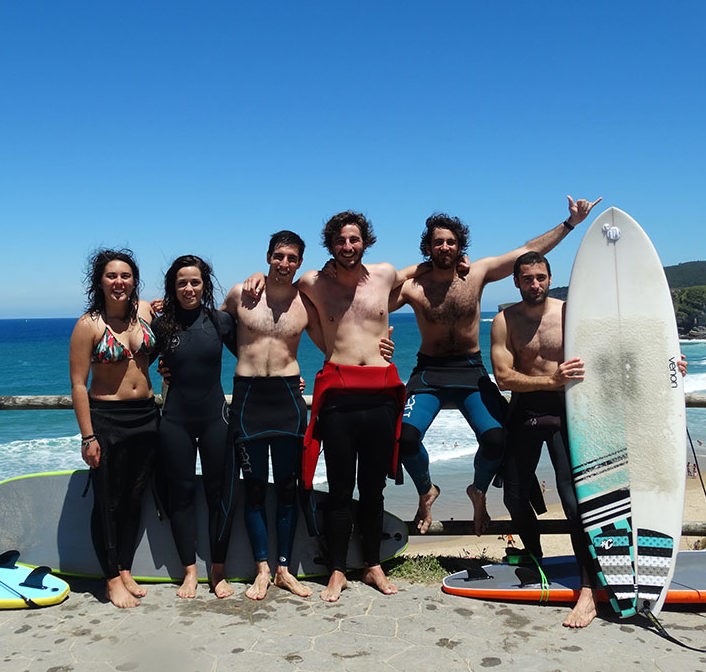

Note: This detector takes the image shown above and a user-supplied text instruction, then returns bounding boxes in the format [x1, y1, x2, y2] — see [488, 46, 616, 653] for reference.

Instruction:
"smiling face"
[515, 262, 551, 305]
[174, 266, 204, 310]
[101, 260, 136, 305]
[332, 223, 365, 270]
[267, 243, 302, 284]
[428, 227, 460, 270]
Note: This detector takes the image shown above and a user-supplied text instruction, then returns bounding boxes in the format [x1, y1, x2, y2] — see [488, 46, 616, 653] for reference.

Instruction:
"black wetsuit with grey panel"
[154, 307, 237, 566]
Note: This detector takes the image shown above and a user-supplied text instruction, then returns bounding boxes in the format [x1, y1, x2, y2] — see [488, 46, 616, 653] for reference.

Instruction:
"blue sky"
[3, 1, 705, 318]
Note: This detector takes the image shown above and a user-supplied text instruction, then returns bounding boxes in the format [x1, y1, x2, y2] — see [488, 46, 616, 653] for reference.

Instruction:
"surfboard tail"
[635, 528, 675, 615]
[588, 521, 637, 618]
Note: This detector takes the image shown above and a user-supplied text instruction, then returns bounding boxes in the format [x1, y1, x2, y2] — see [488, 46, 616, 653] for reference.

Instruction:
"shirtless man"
[298, 211, 409, 602]
[390, 196, 602, 535]
[230, 230, 394, 600]
[223, 230, 320, 600]
[490, 251, 597, 627]
[491, 251, 688, 628]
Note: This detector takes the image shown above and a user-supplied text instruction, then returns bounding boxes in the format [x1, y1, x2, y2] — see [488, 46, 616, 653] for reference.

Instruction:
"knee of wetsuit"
[478, 427, 506, 462]
[244, 478, 267, 509]
[275, 475, 298, 507]
[399, 423, 421, 456]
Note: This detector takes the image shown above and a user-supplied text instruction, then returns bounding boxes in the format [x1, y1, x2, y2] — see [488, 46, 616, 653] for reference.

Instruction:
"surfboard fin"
[464, 567, 492, 582]
[0, 549, 20, 569]
[19, 566, 53, 590]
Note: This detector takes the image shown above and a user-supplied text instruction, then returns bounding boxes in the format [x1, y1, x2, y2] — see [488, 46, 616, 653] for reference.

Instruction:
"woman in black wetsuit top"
[153, 255, 237, 598]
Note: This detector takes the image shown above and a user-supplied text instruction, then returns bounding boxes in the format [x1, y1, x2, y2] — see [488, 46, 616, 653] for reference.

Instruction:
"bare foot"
[274, 567, 312, 597]
[119, 570, 146, 598]
[245, 570, 272, 601]
[563, 587, 597, 628]
[414, 484, 440, 534]
[210, 563, 234, 599]
[106, 576, 140, 608]
[177, 565, 198, 599]
[320, 570, 348, 602]
[466, 484, 491, 536]
[362, 564, 398, 595]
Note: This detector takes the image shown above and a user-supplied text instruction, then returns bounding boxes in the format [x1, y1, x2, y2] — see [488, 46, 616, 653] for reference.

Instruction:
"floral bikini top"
[92, 317, 156, 363]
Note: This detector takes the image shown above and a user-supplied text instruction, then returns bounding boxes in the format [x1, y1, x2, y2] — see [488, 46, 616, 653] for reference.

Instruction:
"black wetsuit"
[230, 375, 308, 567]
[502, 391, 595, 587]
[90, 397, 159, 579]
[154, 307, 237, 567]
[318, 393, 399, 572]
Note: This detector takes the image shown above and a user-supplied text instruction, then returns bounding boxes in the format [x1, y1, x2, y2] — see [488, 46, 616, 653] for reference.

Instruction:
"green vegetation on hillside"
[665, 261, 706, 288]
[673, 285, 706, 335]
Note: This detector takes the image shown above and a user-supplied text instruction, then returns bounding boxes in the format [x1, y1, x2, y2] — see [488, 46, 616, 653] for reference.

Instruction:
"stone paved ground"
[2, 577, 706, 672]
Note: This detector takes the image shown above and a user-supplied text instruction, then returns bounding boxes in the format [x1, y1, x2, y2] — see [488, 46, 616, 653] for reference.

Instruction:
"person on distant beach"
[296, 211, 411, 602]
[389, 196, 602, 535]
[69, 249, 159, 609]
[490, 250, 598, 628]
[222, 231, 322, 601]
[152, 255, 238, 599]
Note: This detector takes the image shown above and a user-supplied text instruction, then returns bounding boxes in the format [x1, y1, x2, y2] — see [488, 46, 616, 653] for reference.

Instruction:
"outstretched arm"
[479, 195, 603, 285]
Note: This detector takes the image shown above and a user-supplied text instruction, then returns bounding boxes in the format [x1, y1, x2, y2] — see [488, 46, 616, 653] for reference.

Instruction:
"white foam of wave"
[0, 434, 84, 481]
[685, 373, 706, 394]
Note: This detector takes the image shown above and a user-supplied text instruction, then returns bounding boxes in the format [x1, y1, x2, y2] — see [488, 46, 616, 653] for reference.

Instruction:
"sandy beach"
[2, 479, 705, 671]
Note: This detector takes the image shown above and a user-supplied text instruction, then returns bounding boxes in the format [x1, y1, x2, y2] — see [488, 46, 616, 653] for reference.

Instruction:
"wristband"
[562, 218, 574, 231]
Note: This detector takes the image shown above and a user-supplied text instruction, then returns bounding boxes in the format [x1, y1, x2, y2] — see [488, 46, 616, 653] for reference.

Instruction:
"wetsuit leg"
[546, 427, 595, 587]
[399, 392, 442, 495]
[270, 436, 301, 567]
[239, 439, 270, 563]
[90, 401, 157, 578]
[502, 428, 545, 558]
[159, 416, 199, 567]
[196, 413, 231, 565]
[355, 398, 397, 566]
[457, 384, 505, 492]
[318, 406, 358, 572]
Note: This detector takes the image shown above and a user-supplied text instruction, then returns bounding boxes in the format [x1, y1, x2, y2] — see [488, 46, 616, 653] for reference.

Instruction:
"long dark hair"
[157, 255, 216, 351]
[84, 248, 141, 322]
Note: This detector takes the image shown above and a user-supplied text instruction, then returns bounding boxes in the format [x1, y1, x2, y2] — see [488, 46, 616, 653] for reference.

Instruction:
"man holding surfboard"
[490, 251, 598, 628]
[490, 248, 688, 627]
[389, 196, 602, 536]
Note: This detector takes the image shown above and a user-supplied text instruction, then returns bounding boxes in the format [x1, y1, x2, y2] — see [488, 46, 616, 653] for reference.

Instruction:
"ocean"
[1, 314, 705, 520]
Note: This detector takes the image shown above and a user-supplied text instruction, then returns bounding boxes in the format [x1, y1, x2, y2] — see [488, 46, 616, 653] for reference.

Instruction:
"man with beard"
[298, 211, 409, 602]
[490, 251, 597, 627]
[389, 196, 602, 535]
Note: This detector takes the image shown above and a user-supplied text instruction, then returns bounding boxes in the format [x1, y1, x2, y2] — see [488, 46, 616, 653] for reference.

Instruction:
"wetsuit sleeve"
[215, 310, 238, 355]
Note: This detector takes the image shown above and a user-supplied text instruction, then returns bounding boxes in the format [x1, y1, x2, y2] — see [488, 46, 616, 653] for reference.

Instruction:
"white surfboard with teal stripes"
[565, 207, 686, 618]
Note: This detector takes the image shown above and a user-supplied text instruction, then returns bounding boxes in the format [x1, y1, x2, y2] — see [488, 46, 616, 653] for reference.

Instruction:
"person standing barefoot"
[70, 249, 159, 608]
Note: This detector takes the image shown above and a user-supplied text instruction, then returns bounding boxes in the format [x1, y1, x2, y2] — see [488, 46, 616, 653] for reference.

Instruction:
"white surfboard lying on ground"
[0, 470, 408, 582]
[564, 207, 686, 618]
